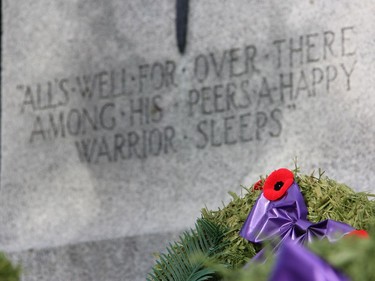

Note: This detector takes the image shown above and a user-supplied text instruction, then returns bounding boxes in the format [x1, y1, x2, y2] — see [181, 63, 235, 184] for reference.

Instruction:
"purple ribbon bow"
[240, 182, 354, 246]
[239, 178, 354, 280]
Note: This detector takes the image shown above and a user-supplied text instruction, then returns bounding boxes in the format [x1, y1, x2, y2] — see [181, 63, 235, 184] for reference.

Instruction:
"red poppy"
[346, 229, 369, 239]
[263, 168, 294, 201]
[252, 179, 263, 191]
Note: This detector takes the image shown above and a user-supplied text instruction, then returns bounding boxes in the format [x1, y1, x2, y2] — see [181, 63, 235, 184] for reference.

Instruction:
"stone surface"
[1, 0, 375, 280]
[7, 231, 180, 281]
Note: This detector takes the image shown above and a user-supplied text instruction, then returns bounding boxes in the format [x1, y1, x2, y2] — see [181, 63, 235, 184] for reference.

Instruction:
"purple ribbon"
[239, 180, 354, 280]
[269, 241, 350, 281]
[240, 182, 354, 245]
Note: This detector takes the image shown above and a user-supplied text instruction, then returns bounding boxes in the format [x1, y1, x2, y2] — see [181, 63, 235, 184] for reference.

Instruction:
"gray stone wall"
[2, 1, 374, 280]
[8, 232, 179, 281]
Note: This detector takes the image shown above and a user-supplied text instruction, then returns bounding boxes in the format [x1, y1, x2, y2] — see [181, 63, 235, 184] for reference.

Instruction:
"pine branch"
[147, 218, 228, 281]
[0, 253, 20, 281]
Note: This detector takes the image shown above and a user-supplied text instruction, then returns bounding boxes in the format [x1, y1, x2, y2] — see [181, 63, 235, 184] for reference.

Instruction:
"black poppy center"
[274, 181, 284, 191]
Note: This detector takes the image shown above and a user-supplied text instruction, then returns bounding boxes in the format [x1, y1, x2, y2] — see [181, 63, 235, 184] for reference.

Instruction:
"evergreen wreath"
[148, 167, 375, 281]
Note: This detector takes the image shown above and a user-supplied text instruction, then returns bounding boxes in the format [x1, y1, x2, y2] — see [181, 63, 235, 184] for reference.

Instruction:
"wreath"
[148, 167, 375, 281]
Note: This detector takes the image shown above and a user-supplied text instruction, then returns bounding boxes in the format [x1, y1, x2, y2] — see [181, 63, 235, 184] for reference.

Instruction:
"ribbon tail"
[269, 241, 351, 281]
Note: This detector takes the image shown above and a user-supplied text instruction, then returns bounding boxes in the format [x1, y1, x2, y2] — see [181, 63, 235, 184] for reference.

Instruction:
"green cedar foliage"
[200, 230, 375, 281]
[0, 253, 20, 281]
[309, 227, 375, 281]
[147, 218, 228, 281]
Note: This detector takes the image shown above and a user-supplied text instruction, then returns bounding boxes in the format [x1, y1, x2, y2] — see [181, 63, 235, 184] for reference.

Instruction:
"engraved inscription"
[16, 26, 357, 163]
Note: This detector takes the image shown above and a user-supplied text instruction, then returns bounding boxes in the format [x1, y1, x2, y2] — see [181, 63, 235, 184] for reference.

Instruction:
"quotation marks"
[287, 104, 296, 110]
